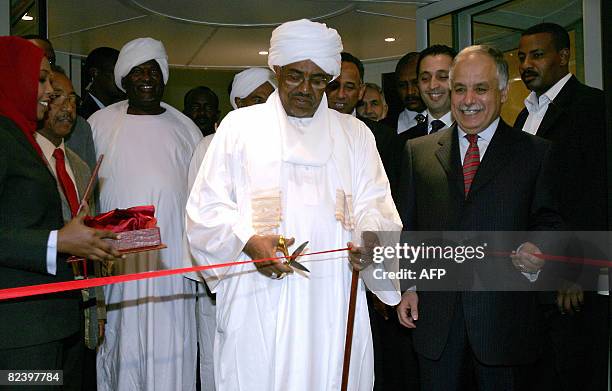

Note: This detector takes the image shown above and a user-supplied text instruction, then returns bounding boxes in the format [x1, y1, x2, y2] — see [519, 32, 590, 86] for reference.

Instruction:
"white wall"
[363, 59, 398, 86]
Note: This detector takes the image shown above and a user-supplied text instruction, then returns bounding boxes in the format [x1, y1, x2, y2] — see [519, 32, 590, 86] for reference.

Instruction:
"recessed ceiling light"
[384, 37, 396, 42]
[258, 51, 268, 55]
[21, 14, 34, 21]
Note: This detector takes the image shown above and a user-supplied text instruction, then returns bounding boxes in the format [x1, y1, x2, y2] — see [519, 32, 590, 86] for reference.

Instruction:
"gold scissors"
[277, 236, 310, 273]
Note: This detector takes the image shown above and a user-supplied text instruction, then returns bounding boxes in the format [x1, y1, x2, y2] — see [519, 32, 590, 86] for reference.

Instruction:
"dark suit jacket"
[0, 117, 81, 349]
[77, 92, 101, 120]
[514, 75, 607, 231]
[359, 117, 400, 201]
[398, 119, 562, 365]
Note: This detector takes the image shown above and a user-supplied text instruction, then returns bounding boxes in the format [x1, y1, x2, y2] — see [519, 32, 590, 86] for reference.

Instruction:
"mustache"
[404, 94, 421, 102]
[521, 69, 539, 78]
[291, 92, 314, 101]
[424, 89, 446, 94]
[54, 114, 75, 123]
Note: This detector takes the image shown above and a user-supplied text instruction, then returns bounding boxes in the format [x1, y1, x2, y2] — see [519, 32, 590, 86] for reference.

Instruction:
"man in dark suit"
[36, 69, 109, 390]
[79, 47, 125, 120]
[514, 22, 609, 391]
[326, 52, 417, 390]
[326, 52, 398, 194]
[400, 45, 456, 143]
[396, 45, 562, 390]
[385, 52, 427, 133]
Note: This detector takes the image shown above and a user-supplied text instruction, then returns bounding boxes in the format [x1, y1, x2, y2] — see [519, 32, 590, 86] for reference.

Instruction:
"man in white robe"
[186, 19, 401, 391]
[89, 37, 202, 391]
[229, 67, 277, 110]
[185, 65, 278, 391]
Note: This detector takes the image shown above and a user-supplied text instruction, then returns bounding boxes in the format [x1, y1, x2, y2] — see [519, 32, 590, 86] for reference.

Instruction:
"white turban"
[114, 37, 169, 92]
[268, 19, 343, 79]
[230, 68, 277, 109]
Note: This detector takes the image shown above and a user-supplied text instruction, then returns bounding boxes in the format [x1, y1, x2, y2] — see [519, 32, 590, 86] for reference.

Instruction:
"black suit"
[514, 75, 609, 391]
[0, 117, 82, 382]
[514, 75, 607, 231]
[359, 117, 401, 201]
[399, 120, 428, 143]
[399, 120, 562, 389]
[77, 92, 102, 120]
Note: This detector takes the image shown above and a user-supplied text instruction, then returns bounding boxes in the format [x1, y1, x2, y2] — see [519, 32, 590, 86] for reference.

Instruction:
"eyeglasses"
[281, 67, 332, 90]
[50, 93, 80, 107]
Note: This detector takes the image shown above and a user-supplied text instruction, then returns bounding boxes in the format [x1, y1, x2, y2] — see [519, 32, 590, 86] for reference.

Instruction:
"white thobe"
[89, 101, 202, 391]
[186, 91, 401, 391]
[186, 133, 217, 391]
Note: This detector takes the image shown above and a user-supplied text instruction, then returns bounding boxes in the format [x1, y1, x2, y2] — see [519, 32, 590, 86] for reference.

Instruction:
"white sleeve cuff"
[47, 230, 58, 275]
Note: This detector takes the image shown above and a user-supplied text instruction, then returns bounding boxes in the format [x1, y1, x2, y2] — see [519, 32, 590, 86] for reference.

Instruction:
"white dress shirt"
[397, 108, 425, 134]
[427, 110, 453, 134]
[35, 133, 80, 275]
[521, 73, 571, 134]
[89, 92, 106, 110]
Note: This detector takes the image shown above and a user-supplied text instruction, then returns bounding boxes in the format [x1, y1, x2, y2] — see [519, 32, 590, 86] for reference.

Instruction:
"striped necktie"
[462, 134, 480, 197]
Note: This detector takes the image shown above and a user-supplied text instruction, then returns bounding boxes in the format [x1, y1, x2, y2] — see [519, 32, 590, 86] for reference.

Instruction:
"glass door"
[416, 0, 602, 124]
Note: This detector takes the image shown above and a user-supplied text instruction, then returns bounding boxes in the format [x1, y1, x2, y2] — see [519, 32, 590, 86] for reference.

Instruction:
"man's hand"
[98, 320, 105, 346]
[347, 231, 380, 271]
[557, 282, 584, 315]
[397, 290, 419, 328]
[244, 235, 294, 278]
[511, 241, 544, 273]
[57, 215, 122, 261]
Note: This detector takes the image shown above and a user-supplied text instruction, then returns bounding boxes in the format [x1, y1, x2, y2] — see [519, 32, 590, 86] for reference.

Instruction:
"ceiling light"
[258, 51, 268, 55]
[21, 14, 34, 21]
[384, 37, 396, 42]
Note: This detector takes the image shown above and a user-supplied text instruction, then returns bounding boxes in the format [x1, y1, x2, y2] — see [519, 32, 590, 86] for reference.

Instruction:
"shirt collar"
[35, 132, 66, 162]
[524, 73, 572, 112]
[403, 108, 425, 120]
[457, 117, 499, 143]
[89, 92, 106, 110]
[427, 110, 453, 128]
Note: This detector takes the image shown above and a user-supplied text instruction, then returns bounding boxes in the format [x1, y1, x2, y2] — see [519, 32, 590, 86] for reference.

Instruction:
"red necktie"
[462, 134, 480, 197]
[53, 148, 80, 217]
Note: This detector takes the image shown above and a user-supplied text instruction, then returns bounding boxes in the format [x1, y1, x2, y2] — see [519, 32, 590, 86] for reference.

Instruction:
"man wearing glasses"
[187, 19, 401, 391]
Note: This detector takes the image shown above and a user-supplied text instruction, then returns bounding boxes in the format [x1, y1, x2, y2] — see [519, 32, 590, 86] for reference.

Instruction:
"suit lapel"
[536, 75, 577, 138]
[435, 126, 464, 196]
[513, 108, 528, 129]
[467, 120, 517, 197]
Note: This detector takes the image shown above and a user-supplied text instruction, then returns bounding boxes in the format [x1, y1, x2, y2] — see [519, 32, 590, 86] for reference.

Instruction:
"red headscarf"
[0, 36, 45, 158]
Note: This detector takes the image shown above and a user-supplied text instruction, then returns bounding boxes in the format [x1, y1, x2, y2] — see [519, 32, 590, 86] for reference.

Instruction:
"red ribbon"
[0, 247, 351, 301]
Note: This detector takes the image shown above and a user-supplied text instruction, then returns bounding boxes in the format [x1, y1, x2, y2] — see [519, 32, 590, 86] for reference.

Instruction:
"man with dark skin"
[183, 86, 220, 136]
[395, 52, 426, 133]
[186, 20, 401, 390]
[326, 52, 399, 199]
[235, 82, 275, 108]
[326, 52, 366, 114]
[80, 47, 125, 119]
[89, 37, 202, 391]
[514, 22, 609, 391]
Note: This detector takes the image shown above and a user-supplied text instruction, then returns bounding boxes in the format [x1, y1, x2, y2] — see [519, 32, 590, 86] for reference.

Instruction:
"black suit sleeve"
[398, 140, 417, 231]
[530, 142, 564, 231]
[0, 134, 53, 274]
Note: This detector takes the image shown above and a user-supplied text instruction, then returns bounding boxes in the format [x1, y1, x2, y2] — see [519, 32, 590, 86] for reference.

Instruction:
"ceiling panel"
[47, 0, 428, 67]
